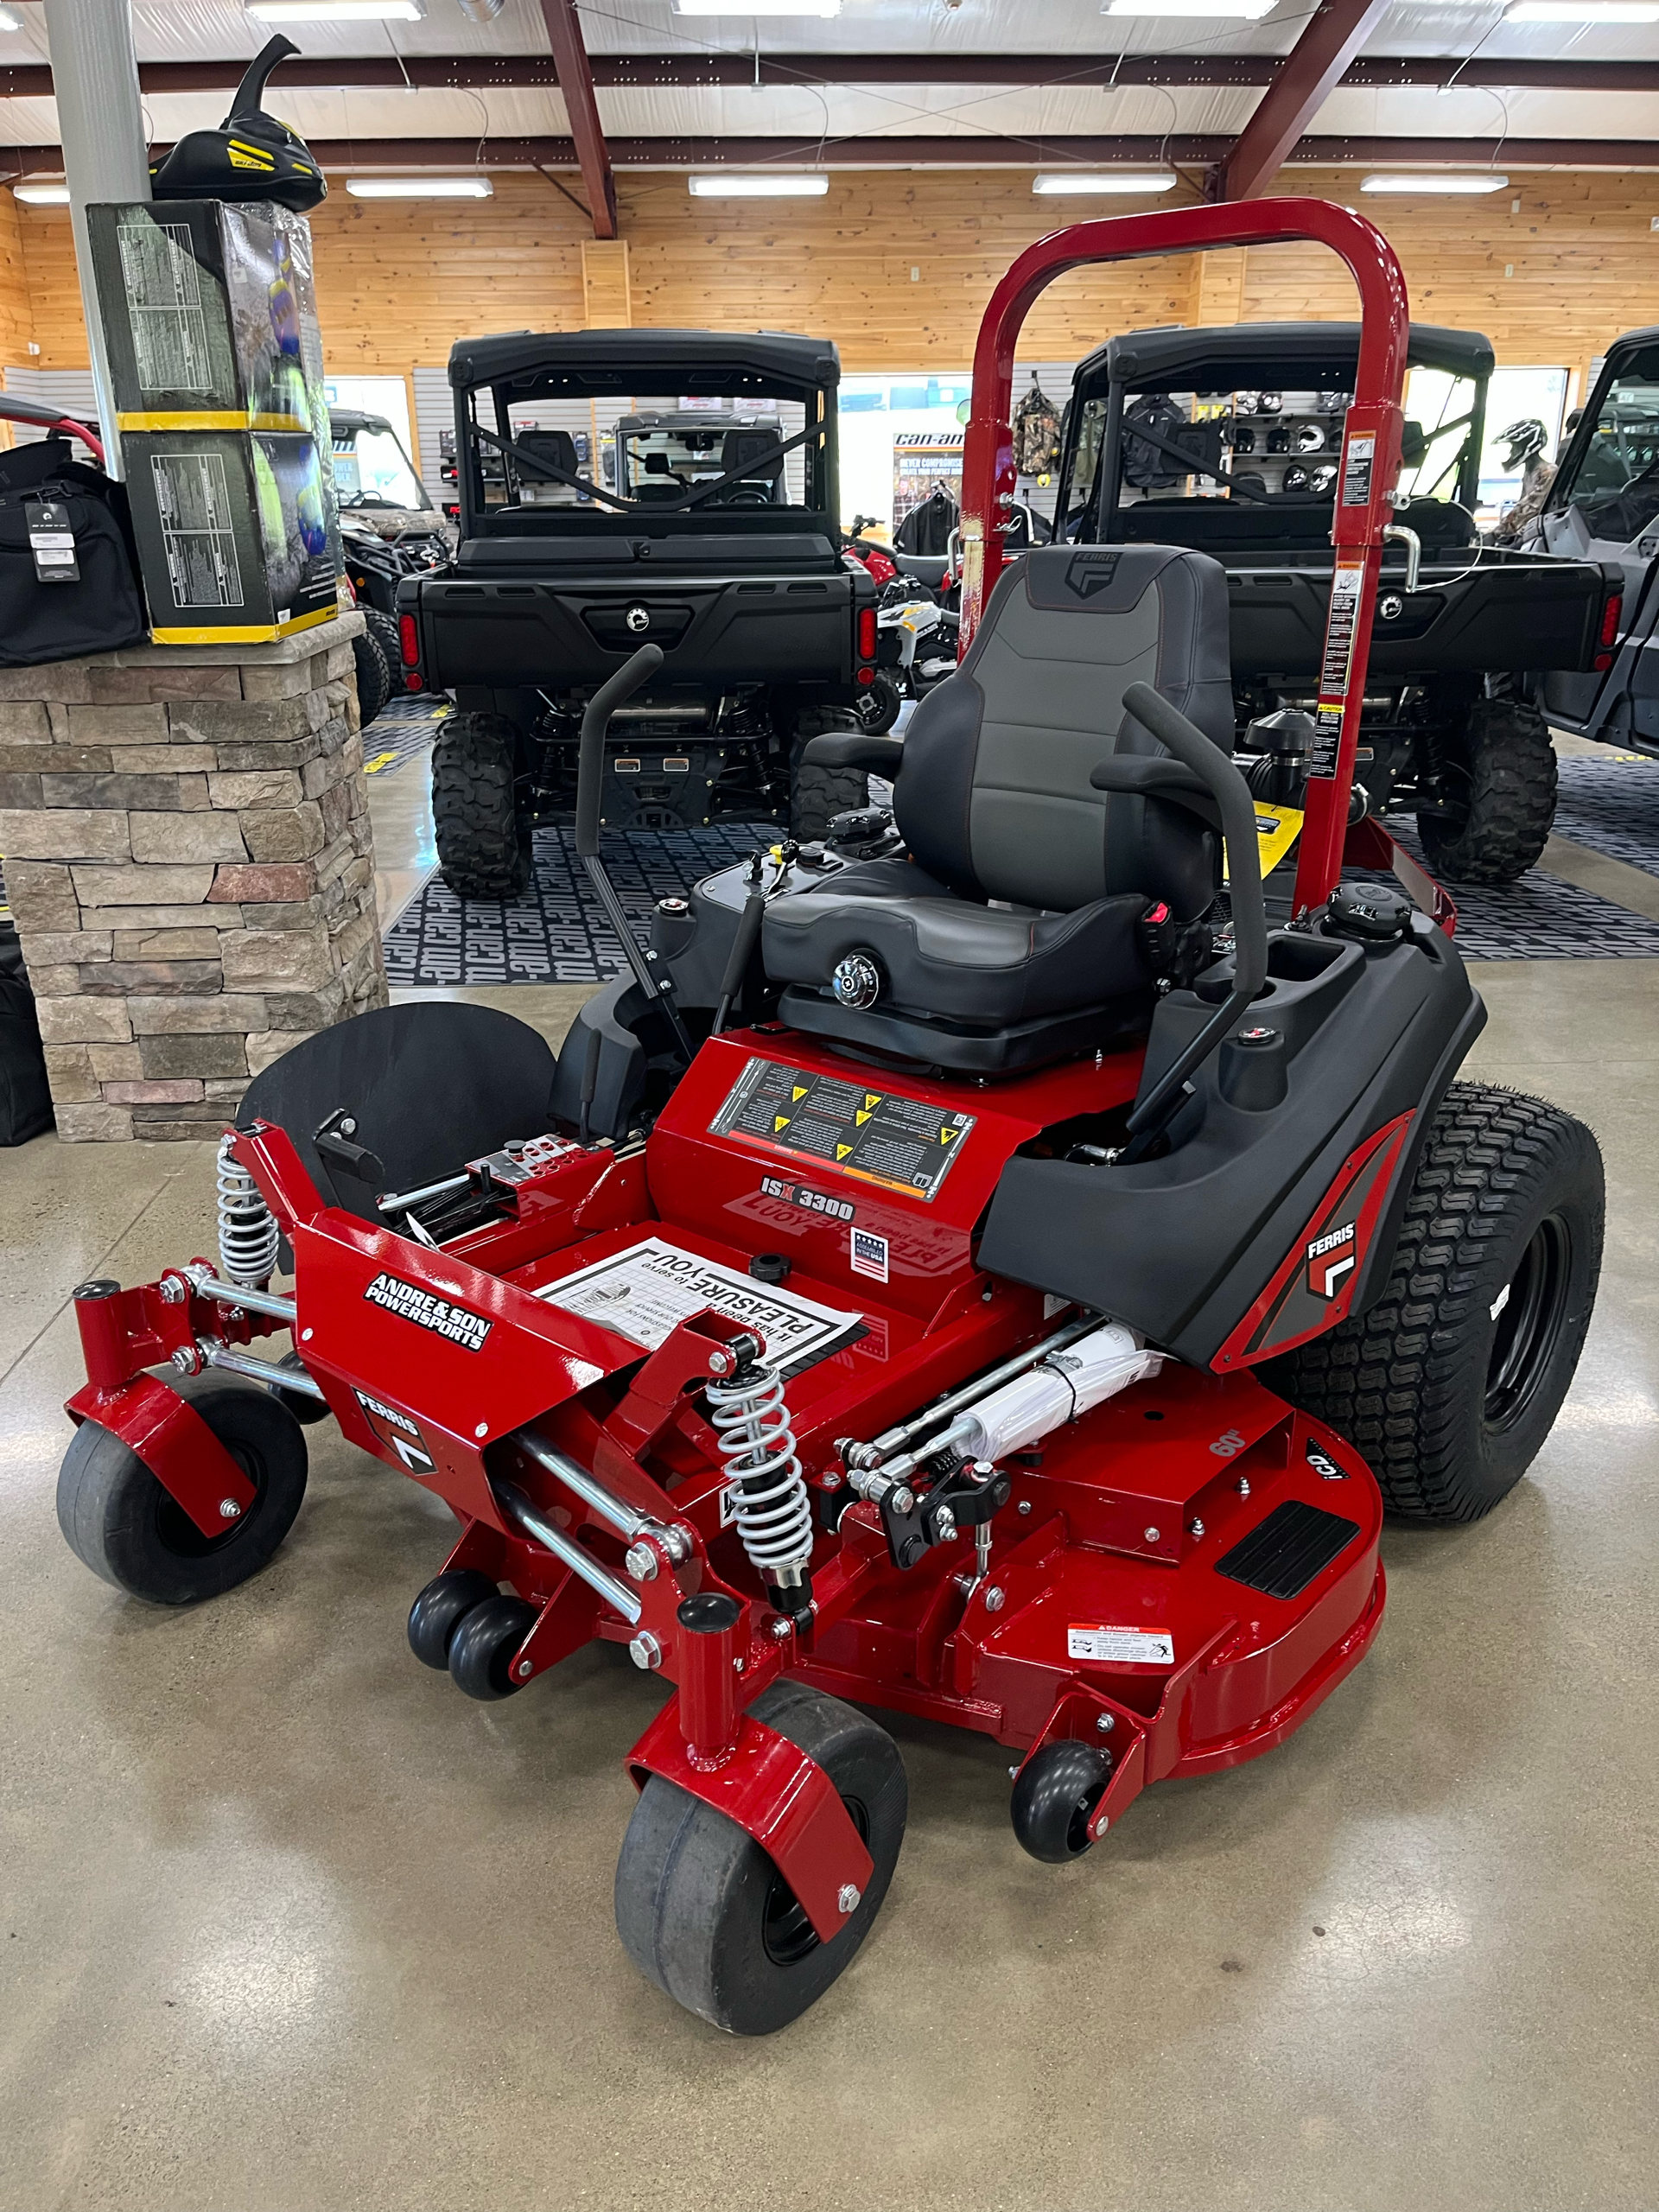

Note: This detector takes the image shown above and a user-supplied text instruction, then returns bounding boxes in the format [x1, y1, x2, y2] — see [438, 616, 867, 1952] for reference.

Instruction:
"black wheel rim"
[762, 1795, 868, 1968]
[1485, 1211, 1572, 1431]
[1065, 1780, 1109, 1857]
[153, 1439, 265, 1559]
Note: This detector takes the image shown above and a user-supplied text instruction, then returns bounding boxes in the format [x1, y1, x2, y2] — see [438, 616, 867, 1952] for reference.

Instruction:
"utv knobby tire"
[614, 1679, 906, 2036]
[362, 606, 404, 696]
[1418, 695, 1557, 885]
[351, 628, 390, 732]
[788, 722, 870, 842]
[431, 709, 531, 899]
[56, 1375, 308, 1605]
[1261, 1083, 1603, 1523]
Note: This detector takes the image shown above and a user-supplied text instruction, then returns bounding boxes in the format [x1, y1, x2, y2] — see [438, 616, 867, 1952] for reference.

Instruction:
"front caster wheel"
[408, 1568, 500, 1669]
[56, 1376, 308, 1605]
[447, 1591, 537, 1700]
[1011, 1739, 1114, 1863]
[614, 1680, 906, 2036]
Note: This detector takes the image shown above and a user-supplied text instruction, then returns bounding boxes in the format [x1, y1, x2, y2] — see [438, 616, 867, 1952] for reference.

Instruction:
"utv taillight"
[858, 606, 877, 660]
[398, 613, 420, 665]
[1600, 593, 1623, 647]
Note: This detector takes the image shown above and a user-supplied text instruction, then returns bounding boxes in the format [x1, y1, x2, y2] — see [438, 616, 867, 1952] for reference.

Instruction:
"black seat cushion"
[761, 544, 1231, 1062]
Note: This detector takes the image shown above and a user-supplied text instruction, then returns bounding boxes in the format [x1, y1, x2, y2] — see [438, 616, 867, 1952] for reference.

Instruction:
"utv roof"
[1077, 321, 1496, 396]
[328, 410, 397, 436]
[448, 328, 841, 394]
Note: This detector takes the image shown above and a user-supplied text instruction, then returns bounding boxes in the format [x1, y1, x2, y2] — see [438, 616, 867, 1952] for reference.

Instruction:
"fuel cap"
[1325, 882, 1413, 942]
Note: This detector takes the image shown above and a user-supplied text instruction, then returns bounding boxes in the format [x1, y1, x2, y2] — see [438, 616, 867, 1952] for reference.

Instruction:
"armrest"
[801, 730, 906, 775]
[1090, 754, 1221, 830]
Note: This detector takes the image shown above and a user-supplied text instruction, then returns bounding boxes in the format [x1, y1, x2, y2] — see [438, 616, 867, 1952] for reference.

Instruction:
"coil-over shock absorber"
[706, 1336, 815, 1623]
[216, 1133, 280, 1288]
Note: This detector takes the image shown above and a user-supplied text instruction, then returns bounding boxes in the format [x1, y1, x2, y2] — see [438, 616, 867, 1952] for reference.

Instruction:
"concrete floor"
[3, 754, 1657, 2209]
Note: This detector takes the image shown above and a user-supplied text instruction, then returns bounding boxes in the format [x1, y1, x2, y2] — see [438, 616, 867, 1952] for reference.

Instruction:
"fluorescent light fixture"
[1106, 0, 1277, 17]
[247, 0, 423, 21]
[0, 7, 25, 29]
[1361, 172, 1510, 194]
[688, 173, 830, 197]
[1507, 0, 1659, 16]
[674, 0, 839, 13]
[346, 175, 493, 198]
[1033, 171, 1179, 194]
[14, 182, 71, 205]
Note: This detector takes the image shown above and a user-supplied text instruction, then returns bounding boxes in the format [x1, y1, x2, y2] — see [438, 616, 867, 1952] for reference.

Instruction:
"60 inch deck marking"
[711, 1058, 976, 1202]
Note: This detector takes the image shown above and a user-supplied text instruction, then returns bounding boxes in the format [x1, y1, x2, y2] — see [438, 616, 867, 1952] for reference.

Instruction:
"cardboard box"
[86, 200, 341, 644]
[122, 429, 341, 645]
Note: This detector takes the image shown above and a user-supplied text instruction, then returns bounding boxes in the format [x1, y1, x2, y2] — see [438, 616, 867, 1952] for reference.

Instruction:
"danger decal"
[711, 1057, 976, 1202]
[362, 1271, 493, 1352]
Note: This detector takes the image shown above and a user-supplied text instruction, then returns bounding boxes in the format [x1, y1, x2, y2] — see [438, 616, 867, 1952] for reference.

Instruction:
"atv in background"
[1522, 328, 1659, 758]
[328, 410, 451, 721]
[1053, 322, 1621, 884]
[398, 330, 878, 899]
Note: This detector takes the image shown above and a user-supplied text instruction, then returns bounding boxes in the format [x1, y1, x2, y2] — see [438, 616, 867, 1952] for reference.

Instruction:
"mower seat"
[762, 543, 1234, 1072]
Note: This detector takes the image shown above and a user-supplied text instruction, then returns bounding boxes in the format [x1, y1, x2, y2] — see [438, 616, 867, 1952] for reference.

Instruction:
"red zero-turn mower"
[57, 204, 1605, 2036]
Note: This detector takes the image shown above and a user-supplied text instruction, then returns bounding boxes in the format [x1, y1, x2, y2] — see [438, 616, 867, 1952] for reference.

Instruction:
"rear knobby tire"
[431, 709, 531, 899]
[362, 606, 404, 697]
[351, 629, 391, 731]
[1261, 1082, 1603, 1522]
[1417, 693, 1557, 885]
[614, 1679, 906, 2036]
[56, 1375, 308, 1605]
[788, 724, 869, 842]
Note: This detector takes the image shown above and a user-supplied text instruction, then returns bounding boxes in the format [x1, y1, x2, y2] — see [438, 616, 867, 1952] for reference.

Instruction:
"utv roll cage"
[447, 328, 842, 539]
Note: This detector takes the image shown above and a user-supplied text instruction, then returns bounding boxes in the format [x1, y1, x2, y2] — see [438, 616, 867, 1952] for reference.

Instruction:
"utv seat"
[762, 542, 1234, 1073]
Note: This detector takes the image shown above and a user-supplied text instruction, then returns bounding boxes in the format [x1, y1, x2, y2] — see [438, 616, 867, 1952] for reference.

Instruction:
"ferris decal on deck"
[1306, 1220, 1357, 1299]
[353, 1389, 437, 1475]
[711, 1056, 975, 1202]
[362, 1272, 493, 1352]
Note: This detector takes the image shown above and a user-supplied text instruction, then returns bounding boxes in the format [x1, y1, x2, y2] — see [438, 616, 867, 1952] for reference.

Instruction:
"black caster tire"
[1011, 1739, 1114, 1864]
[431, 710, 531, 900]
[614, 1679, 906, 2036]
[447, 1591, 537, 1700]
[407, 1568, 500, 1669]
[1262, 1083, 1603, 1522]
[267, 1349, 332, 1426]
[55, 1375, 308, 1606]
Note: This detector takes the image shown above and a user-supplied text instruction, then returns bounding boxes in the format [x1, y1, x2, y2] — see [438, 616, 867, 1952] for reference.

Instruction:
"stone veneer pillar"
[0, 611, 388, 1141]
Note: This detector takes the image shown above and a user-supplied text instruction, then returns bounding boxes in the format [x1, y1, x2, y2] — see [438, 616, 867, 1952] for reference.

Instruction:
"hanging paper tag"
[24, 499, 79, 585]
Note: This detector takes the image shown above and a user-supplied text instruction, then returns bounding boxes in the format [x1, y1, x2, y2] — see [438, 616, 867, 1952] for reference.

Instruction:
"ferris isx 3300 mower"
[57, 205, 1605, 2036]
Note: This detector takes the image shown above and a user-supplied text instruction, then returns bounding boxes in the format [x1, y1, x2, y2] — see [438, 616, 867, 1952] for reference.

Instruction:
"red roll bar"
[962, 197, 1410, 919]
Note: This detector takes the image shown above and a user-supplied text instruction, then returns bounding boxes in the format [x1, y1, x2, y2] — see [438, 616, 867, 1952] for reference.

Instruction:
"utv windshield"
[1554, 352, 1659, 543]
[332, 422, 430, 512]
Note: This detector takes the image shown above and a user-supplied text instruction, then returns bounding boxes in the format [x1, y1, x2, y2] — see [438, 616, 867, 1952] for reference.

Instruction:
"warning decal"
[1068, 1624, 1175, 1666]
[710, 1058, 976, 1202]
[1311, 559, 1367, 776]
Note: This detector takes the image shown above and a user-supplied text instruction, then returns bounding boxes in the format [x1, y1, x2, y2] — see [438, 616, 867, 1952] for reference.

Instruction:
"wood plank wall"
[4, 166, 1657, 385]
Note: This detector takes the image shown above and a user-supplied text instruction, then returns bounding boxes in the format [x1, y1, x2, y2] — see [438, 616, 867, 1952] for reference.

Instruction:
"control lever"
[1382, 524, 1421, 592]
[575, 644, 694, 1062]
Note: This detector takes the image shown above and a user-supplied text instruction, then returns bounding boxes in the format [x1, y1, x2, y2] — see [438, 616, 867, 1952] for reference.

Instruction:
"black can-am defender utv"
[397, 330, 878, 898]
[1052, 322, 1620, 885]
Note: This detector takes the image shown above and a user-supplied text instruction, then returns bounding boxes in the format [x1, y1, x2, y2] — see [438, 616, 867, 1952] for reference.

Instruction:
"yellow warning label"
[855, 1109, 872, 1125]
[865, 1093, 881, 1109]
[836, 1143, 853, 1160]
[941, 1126, 959, 1143]
[774, 1116, 791, 1132]
[1224, 802, 1304, 884]
[792, 1085, 808, 1101]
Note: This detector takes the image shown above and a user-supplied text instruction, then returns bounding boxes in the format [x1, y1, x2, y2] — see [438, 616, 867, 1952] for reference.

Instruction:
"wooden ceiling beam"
[538, 0, 616, 238]
[1217, 0, 1396, 200]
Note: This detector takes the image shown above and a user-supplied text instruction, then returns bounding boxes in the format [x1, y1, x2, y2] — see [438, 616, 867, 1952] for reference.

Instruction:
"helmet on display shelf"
[1230, 423, 1255, 454]
[1319, 391, 1352, 414]
[1231, 471, 1268, 500]
[150, 35, 327, 211]
[1296, 423, 1325, 452]
[1267, 424, 1292, 454]
[1233, 391, 1261, 416]
[1257, 391, 1284, 414]
[1283, 464, 1310, 493]
[1309, 462, 1339, 495]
